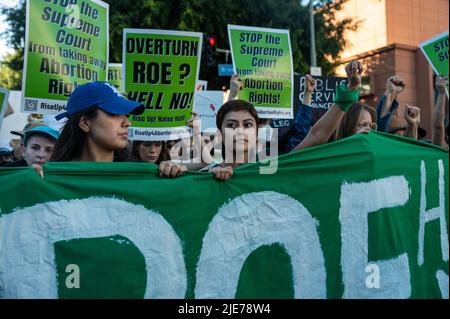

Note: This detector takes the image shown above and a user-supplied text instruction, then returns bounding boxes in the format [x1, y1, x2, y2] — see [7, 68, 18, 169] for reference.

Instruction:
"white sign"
[0, 88, 10, 132]
[310, 66, 322, 76]
[196, 80, 208, 91]
[193, 91, 224, 133]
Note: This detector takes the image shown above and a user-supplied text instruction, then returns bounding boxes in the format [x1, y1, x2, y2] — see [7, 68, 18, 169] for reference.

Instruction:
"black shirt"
[2, 159, 28, 167]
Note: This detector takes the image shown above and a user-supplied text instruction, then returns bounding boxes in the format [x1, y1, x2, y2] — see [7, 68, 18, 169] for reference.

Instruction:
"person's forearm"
[432, 92, 446, 147]
[380, 91, 396, 118]
[406, 124, 418, 139]
[302, 91, 312, 106]
[291, 105, 345, 151]
[286, 103, 313, 152]
[434, 92, 446, 123]
[377, 94, 399, 132]
[228, 90, 238, 101]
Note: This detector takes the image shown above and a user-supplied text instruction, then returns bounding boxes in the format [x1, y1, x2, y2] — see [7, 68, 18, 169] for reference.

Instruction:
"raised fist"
[435, 75, 448, 94]
[345, 60, 363, 89]
[404, 105, 421, 126]
[386, 75, 406, 95]
[304, 74, 316, 93]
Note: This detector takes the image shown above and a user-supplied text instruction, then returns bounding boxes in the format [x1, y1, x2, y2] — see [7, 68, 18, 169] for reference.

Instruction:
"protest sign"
[21, 0, 109, 116]
[123, 29, 202, 141]
[271, 75, 347, 134]
[0, 88, 10, 131]
[1, 133, 448, 299]
[420, 31, 449, 94]
[108, 63, 123, 92]
[228, 25, 293, 119]
[193, 91, 224, 133]
[196, 80, 208, 91]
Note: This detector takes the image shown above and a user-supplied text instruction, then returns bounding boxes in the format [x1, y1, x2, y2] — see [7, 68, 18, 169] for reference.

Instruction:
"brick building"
[334, 0, 449, 139]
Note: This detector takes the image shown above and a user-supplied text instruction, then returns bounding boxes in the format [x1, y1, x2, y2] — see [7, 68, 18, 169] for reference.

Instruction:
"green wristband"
[333, 84, 360, 111]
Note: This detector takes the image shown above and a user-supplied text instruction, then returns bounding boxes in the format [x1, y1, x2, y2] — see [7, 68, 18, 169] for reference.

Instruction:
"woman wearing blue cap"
[3, 125, 60, 167]
[51, 82, 144, 162]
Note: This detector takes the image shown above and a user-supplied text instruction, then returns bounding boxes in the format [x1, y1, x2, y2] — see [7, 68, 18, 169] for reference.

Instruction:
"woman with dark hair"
[336, 103, 377, 140]
[160, 60, 364, 180]
[130, 140, 165, 164]
[199, 99, 260, 180]
[51, 82, 144, 162]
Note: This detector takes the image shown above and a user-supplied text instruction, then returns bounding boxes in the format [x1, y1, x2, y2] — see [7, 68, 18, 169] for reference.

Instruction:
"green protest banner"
[420, 31, 449, 93]
[0, 88, 10, 131]
[228, 25, 293, 119]
[123, 29, 202, 141]
[1, 132, 448, 299]
[108, 63, 123, 93]
[22, 0, 109, 116]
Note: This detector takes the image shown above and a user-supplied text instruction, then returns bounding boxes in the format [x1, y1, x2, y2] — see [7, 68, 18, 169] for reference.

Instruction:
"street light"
[309, 0, 317, 68]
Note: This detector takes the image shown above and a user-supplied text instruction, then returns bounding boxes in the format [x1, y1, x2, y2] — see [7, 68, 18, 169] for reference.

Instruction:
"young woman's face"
[220, 110, 257, 160]
[85, 109, 131, 150]
[138, 141, 162, 163]
[354, 109, 376, 135]
[22, 135, 56, 166]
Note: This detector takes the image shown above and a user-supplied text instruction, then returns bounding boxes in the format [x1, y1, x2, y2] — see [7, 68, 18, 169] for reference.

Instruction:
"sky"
[0, 0, 21, 59]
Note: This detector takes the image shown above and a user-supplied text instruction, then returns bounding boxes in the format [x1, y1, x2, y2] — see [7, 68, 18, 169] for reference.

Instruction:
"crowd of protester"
[0, 60, 448, 182]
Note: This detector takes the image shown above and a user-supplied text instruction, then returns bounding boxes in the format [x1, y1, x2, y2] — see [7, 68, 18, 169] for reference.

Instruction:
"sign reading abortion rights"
[124, 29, 202, 141]
[228, 25, 294, 119]
[22, 0, 109, 116]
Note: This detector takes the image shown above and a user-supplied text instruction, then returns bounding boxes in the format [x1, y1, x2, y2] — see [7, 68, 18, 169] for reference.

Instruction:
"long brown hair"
[50, 107, 128, 162]
[336, 102, 377, 140]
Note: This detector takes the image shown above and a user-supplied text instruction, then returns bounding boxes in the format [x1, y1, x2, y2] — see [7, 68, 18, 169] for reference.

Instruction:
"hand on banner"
[405, 105, 421, 127]
[228, 75, 243, 101]
[159, 161, 187, 178]
[345, 60, 363, 90]
[210, 166, 233, 181]
[436, 75, 448, 94]
[386, 76, 406, 96]
[32, 164, 44, 178]
[356, 126, 372, 135]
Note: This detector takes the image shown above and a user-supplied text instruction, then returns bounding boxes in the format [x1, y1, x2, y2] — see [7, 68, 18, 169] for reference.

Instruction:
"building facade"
[334, 0, 449, 139]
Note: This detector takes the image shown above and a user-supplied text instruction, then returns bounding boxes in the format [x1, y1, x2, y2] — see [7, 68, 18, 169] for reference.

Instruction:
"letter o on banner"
[0, 197, 187, 298]
[195, 191, 327, 299]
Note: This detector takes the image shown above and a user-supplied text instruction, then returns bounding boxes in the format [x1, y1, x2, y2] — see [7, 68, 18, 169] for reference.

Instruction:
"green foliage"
[0, 0, 25, 89]
[0, 50, 23, 90]
[0, 0, 357, 89]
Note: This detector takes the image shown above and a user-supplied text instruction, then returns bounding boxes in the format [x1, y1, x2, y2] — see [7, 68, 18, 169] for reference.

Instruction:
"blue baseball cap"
[0, 147, 12, 156]
[55, 81, 145, 121]
[23, 126, 60, 145]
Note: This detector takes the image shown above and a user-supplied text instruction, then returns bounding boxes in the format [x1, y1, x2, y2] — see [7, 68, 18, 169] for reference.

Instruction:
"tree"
[0, 50, 23, 89]
[0, 0, 357, 90]
[0, 0, 25, 89]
